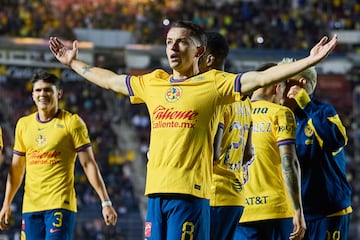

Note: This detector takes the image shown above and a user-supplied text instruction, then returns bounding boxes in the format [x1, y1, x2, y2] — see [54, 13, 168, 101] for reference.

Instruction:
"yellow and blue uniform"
[125, 69, 243, 240]
[292, 89, 352, 240]
[210, 97, 252, 240]
[14, 109, 91, 239]
[235, 100, 297, 239]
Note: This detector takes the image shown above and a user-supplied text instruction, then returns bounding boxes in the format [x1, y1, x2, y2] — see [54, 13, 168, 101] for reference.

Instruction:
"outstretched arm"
[49, 37, 129, 95]
[78, 147, 118, 226]
[240, 35, 337, 95]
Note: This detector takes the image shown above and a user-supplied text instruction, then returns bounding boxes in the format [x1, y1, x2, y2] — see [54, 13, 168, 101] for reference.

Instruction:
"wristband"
[101, 200, 112, 208]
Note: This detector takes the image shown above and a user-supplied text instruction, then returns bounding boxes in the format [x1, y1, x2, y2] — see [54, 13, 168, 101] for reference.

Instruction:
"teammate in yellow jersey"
[198, 31, 253, 240]
[0, 71, 117, 240]
[234, 63, 306, 240]
[49, 20, 336, 239]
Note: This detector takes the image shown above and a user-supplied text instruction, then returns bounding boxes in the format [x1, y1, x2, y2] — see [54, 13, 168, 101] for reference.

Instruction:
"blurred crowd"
[0, 0, 360, 50]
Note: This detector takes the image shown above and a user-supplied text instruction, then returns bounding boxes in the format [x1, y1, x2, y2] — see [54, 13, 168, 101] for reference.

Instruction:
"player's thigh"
[233, 221, 261, 240]
[22, 212, 46, 240]
[304, 214, 350, 240]
[165, 197, 210, 240]
[145, 197, 165, 240]
[44, 209, 76, 240]
[210, 206, 243, 240]
[234, 218, 293, 240]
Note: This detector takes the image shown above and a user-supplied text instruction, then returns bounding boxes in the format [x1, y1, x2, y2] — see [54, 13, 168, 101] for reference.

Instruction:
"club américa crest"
[165, 86, 182, 102]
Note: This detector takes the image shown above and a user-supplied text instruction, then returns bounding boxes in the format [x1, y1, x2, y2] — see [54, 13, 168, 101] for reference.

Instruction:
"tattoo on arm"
[280, 146, 301, 210]
[82, 66, 92, 75]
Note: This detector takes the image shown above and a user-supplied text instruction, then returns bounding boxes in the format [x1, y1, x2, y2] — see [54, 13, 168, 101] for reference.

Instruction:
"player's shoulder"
[252, 101, 292, 114]
[145, 69, 171, 79]
[17, 112, 37, 124]
[58, 109, 84, 124]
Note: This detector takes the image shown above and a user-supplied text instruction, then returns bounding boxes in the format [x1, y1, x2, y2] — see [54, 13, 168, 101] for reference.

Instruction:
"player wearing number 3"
[0, 71, 117, 240]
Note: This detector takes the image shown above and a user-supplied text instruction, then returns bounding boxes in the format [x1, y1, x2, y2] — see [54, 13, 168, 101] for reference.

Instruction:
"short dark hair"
[31, 71, 61, 88]
[205, 31, 229, 61]
[255, 62, 277, 71]
[170, 20, 207, 46]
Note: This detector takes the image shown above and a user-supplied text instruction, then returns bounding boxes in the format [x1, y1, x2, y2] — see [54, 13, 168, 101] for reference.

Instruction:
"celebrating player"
[49, 20, 337, 239]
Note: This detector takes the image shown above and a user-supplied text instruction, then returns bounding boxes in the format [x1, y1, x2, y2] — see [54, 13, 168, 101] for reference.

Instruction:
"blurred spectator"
[1, 0, 360, 50]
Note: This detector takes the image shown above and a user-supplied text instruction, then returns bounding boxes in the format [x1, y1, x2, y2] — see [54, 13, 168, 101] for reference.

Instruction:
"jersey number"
[52, 211, 63, 228]
[181, 221, 194, 240]
[326, 230, 340, 240]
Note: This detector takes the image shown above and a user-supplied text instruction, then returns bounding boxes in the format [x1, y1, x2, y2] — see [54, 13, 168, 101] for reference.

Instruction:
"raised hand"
[309, 34, 337, 64]
[49, 37, 78, 66]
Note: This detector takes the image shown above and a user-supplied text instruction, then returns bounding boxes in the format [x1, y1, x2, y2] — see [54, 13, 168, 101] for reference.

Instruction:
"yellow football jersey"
[13, 109, 91, 213]
[240, 100, 296, 222]
[211, 97, 252, 206]
[126, 69, 243, 199]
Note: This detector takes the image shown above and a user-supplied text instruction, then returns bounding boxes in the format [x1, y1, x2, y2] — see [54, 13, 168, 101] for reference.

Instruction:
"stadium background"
[0, 0, 359, 239]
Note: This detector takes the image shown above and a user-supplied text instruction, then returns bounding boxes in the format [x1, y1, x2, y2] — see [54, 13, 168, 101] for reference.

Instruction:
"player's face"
[166, 27, 200, 74]
[279, 76, 306, 105]
[32, 80, 62, 112]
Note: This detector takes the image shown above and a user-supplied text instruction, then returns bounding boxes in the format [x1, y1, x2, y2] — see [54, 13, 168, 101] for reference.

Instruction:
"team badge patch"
[144, 221, 152, 237]
[304, 124, 313, 137]
[165, 86, 182, 102]
[35, 134, 47, 145]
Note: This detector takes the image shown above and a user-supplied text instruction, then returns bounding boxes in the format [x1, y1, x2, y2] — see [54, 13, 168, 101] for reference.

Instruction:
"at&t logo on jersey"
[165, 86, 182, 102]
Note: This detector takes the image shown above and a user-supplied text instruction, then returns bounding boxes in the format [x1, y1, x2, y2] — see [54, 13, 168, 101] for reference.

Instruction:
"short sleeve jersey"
[126, 69, 242, 199]
[211, 97, 252, 206]
[13, 109, 91, 213]
[240, 100, 296, 222]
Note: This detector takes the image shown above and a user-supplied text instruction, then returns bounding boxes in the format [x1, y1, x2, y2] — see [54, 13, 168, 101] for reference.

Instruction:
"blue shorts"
[145, 194, 210, 240]
[22, 209, 76, 240]
[233, 218, 293, 240]
[210, 206, 244, 240]
[303, 214, 350, 240]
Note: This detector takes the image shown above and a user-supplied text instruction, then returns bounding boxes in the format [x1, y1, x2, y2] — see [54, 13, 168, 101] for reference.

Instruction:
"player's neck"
[37, 108, 59, 122]
[251, 93, 275, 102]
[172, 65, 199, 80]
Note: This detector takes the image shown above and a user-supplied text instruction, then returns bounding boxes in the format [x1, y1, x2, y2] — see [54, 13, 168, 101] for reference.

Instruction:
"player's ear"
[207, 54, 215, 66]
[196, 46, 206, 58]
[58, 89, 63, 99]
[299, 77, 307, 88]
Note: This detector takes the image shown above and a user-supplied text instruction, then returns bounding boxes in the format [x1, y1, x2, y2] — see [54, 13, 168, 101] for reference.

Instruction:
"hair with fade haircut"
[205, 31, 229, 62]
[31, 70, 62, 89]
[278, 57, 317, 94]
[169, 20, 207, 47]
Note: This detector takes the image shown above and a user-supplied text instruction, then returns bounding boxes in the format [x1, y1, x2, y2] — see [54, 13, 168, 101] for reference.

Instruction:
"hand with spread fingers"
[309, 34, 337, 65]
[49, 37, 78, 67]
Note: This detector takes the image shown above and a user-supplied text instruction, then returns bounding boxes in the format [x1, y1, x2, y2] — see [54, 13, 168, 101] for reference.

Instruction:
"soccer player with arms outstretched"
[49, 20, 337, 239]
